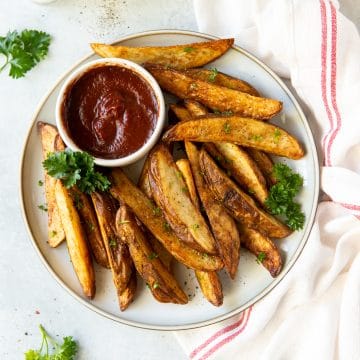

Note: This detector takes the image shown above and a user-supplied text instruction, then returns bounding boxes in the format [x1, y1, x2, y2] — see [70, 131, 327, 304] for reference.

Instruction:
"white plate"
[20, 30, 319, 330]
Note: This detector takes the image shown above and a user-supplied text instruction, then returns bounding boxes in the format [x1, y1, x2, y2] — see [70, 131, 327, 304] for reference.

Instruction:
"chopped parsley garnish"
[24, 324, 77, 360]
[109, 237, 117, 248]
[0, 30, 51, 79]
[152, 206, 162, 216]
[265, 163, 305, 230]
[86, 220, 94, 232]
[181, 186, 189, 193]
[38, 180, 43, 186]
[148, 252, 159, 260]
[43, 149, 110, 194]
[183, 46, 195, 53]
[72, 192, 83, 210]
[223, 122, 231, 134]
[49, 230, 57, 238]
[153, 282, 160, 289]
[273, 129, 282, 143]
[38, 204, 47, 212]
[191, 223, 200, 230]
[221, 110, 233, 116]
[163, 222, 171, 232]
[256, 252, 266, 264]
[208, 67, 218, 82]
[251, 134, 263, 142]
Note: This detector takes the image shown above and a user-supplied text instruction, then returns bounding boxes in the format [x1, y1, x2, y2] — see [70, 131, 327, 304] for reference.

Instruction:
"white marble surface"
[0, 1, 195, 359]
[1, 1, 359, 359]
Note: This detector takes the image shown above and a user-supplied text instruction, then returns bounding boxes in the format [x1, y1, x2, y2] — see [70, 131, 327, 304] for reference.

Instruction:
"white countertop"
[1, 1, 359, 359]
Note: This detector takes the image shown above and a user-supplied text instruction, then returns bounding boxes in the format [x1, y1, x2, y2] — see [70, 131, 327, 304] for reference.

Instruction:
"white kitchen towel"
[175, 1, 360, 359]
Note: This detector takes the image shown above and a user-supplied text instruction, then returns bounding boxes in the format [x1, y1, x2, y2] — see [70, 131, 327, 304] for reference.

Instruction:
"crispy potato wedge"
[163, 116, 304, 160]
[38, 122, 65, 247]
[205, 142, 268, 204]
[176, 159, 200, 211]
[116, 205, 188, 304]
[91, 191, 133, 295]
[54, 181, 95, 299]
[110, 168, 223, 271]
[186, 142, 241, 278]
[138, 155, 153, 199]
[195, 270, 223, 306]
[169, 104, 192, 123]
[247, 148, 276, 186]
[68, 187, 109, 268]
[184, 69, 259, 96]
[119, 271, 137, 311]
[239, 225, 282, 277]
[176, 156, 224, 305]
[147, 66, 281, 119]
[149, 144, 217, 254]
[183, 99, 208, 117]
[91, 38, 234, 69]
[199, 149, 292, 238]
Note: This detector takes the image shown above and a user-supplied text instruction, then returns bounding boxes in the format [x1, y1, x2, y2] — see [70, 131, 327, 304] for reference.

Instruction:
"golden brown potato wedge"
[186, 142, 241, 279]
[91, 191, 133, 295]
[238, 225, 282, 277]
[183, 69, 260, 96]
[163, 116, 304, 160]
[54, 180, 95, 299]
[175, 156, 224, 305]
[119, 271, 137, 311]
[205, 142, 268, 204]
[91, 38, 234, 69]
[116, 205, 188, 304]
[175, 158, 200, 211]
[183, 99, 208, 117]
[199, 149, 292, 238]
[247, 148, 276, 186]
[149, 144, 217, 254]
[38, 122, 65, 247]
[195, 271, 223, 306]
[169, 104, 192, 123]
[138, 155, 153, 199]
[147, 66, 281, 119]
[110, 168, 223, 271]
[68, 187, 109, 268]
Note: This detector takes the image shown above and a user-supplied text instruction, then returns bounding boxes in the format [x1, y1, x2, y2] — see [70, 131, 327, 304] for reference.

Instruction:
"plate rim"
[19, 29, 320, 331]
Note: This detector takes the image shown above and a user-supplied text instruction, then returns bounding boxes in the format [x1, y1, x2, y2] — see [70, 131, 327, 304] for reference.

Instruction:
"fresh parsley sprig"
[0, 29, 51, 78]
[265, 163, 305, 231]
[43, 149, 110, 194]
[24, 324, 77, 360]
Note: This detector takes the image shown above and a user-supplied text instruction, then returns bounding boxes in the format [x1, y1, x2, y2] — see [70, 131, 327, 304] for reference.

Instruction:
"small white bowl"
[55, 58, 165, 167]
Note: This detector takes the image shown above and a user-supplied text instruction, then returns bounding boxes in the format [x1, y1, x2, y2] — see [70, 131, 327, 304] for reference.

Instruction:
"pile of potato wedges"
[38, 37, 305, 310]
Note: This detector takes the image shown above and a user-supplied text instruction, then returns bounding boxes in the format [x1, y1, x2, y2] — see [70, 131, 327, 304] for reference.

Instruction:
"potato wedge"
[199, 149, 291, 238]
[176, 156, 224, 305]
[195, 270, 223, 306]
[175, 159, 200, 211]
[138, 155, 153, 199]
[54, 181, 95, 299]
[247, 148, 276, 186]
[110, 169, 223, 271]
[149, 144, 217, 254]
[205, 142, 268, 204]
[38, 122, 65, 247]
[163, 116, 304, 160]
[147, 66, 281, 119]
[169, 104, 192, 123]
[183, 69, 259, 96]
[68, 187, 109, 268]
[91, 191, 133, 295]
[119, 271, 137, 311]
[238, 225, 282, 277]
[91, 38, 234, 69]
[183, 99, 208, 117]
[186, 142, 241, 278]
[116, 205, 188, 304]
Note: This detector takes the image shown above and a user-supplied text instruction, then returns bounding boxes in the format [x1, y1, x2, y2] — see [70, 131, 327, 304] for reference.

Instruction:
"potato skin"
[162, 116, 304, 160]
[38, 122, 65, 247]
[246, 148, 276, 187]
[54, 181, 95, 299]
[91, 38, 234, 69]
[118, 271, 137, 311]
[110, 168, 223, 271]
[147, 66, 281, 119]
[199, 149, 291, 239]
[238, 225, 283, 277]
[116, 205, 188, 304]
[68, 187, 109, 268]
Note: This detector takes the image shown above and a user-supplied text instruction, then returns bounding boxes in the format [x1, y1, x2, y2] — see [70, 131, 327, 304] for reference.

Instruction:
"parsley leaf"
[0, 30, 51, 79]
[265, 163, 305, 230]
[208, 67, 218, 82]
[256, 252, 266, 264]
[24, 324, 77, 360]
[183, 46, 195, 53]
[43, 149, 110, 194]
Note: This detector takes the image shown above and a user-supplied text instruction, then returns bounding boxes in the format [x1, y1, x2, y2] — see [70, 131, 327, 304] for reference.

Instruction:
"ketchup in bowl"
[61, 64, 159, 160]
